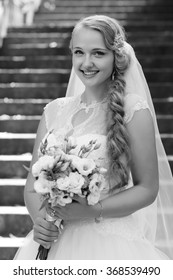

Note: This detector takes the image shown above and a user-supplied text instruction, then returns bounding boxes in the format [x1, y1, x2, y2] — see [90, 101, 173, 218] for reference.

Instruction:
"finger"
[34, 231, 59, 242]
[34, 237, 51, 249]
[35, 216, 60, 232]
[33, 224, 59, 237]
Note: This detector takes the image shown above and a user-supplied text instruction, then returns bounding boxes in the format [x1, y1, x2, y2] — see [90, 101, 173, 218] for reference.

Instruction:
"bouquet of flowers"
[32, 130, 107, 259]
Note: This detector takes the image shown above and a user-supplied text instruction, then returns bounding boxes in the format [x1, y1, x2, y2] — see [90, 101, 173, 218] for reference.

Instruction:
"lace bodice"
[44, 93, 150, 199]
[44, 93, 150, 135]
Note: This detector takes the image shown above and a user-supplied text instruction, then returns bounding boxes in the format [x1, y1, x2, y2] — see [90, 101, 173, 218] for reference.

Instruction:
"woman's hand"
[47, 196, 99, 222]
[33, 217, 60, 249]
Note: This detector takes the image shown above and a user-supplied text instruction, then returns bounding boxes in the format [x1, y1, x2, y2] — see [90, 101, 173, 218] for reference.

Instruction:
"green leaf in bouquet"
[39, 198, 49, 211]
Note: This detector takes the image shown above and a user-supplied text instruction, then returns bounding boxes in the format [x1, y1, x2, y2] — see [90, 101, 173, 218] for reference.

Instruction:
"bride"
[14, 15, 173, 260]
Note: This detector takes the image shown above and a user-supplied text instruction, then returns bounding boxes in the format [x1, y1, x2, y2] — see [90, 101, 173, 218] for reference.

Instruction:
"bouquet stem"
[36, 245, 50, 260]
[35, 212, 62, 260]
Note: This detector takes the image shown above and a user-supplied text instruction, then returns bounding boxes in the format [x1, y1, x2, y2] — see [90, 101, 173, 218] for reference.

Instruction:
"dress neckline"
[79, 93, 108, 113]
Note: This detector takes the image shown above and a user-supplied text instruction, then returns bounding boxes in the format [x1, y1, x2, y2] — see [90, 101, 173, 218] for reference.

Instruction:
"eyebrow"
[73, 47, 107, 51]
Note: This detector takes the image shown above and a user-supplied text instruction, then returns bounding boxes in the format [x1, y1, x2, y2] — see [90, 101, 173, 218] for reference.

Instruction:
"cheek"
[72, 56, 81, 70]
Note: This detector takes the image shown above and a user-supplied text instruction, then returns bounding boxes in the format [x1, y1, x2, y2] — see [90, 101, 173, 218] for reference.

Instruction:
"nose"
[82, 54, 93, 68]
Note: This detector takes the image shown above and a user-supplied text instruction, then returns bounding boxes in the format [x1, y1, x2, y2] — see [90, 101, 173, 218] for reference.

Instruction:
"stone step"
[0, 116, 40, 133]
[0, 69, 70, 83]
[0, 56, 72, 69]
[34, 13, 172, 24]
[34, 12, 173, 22]
[1, 55, 173, 69]
[0, 236, 25, 260]
[7, 26, 74, 34]
[0, 132, 172, 156]
[3, 31, 173, 45]
[0, 82, 172, 99]
[0, 246, 19, 260]
[3, 33, 71, 45]
[0, 154, 31, 178]
[0, 207, 32, 237]
[0, 133, 35, 155]
[0, 179, 25, 206]
[138, 56, 173, 68]
[39, 0, 173, 8]
[0, 68, 171, 83]
[0, 83, 67, 99]
[36, 5, 173, 14]
[0, 154, 172, 179]
[150, 83, 173, 99]
[157, 116, 173, 134]
[7, 21, 173, 33]
[0, 45, 71, 56]
[1, 115, 173, 134]
[153, 99, 173, 114]
[143, 68, 173, 83]
[0, 99, 50, 115]
[1, 43, 173, 57]
[0, 98, 173, 116]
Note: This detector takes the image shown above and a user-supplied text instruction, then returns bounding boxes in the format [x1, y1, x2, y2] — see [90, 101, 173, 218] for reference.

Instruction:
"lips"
[80, 70, 99, 78]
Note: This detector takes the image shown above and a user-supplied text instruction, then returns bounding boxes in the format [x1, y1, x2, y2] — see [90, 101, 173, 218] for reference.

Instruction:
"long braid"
[107, 76, 130, 190]
[106, 34, 131, 190]
[71, 15, 131, 190]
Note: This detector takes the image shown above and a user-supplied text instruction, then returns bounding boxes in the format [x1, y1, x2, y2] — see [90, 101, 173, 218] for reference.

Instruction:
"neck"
[82, 84, 109, 105]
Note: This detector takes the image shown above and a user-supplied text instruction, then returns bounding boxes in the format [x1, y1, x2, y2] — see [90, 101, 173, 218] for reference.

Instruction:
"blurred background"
[0, 0, 173, 260]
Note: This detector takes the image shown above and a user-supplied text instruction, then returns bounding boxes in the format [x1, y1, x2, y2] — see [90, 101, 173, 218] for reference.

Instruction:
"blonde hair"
[70, 15, 131, 190]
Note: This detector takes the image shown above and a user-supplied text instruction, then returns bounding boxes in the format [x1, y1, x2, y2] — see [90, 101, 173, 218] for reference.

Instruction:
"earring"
[111, 71, 115, 81]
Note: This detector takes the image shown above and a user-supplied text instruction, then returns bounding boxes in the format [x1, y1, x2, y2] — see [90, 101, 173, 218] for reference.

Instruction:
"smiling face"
[71, 26, 114, 94]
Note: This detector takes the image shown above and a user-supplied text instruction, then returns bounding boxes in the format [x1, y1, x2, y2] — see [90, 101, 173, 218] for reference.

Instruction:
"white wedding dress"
[14, 93, 170, 260]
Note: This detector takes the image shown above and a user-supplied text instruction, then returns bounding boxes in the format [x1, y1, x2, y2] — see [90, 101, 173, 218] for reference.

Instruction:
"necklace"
[79, 95, 107, 113]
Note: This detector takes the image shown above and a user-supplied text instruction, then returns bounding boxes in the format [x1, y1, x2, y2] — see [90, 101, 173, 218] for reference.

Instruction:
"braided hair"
[70, 15, 131, 190]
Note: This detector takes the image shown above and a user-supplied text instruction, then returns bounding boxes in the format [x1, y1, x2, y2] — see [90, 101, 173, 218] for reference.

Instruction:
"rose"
[68, 155, 96, 176]
[34, 171, 55, 194]
[87, 192, 100, 205]
[50, 190, 73, 207]
[32, 155, 56, 177]
[89, 173, 105, 192]
[68, 172, 85, 194]
[56, 177, 70, 191]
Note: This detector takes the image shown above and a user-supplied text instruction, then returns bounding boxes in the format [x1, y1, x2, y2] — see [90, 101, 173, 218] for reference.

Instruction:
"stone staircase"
[0, 0, 173, 259]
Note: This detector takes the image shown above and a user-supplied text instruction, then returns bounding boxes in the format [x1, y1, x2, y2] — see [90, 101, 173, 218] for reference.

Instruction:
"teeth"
[83, 71, 98, 75]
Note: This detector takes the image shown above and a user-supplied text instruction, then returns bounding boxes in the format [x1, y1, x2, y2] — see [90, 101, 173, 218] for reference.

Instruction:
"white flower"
[46, 133, 58, 149]
[54, 132, 67, 151]
[32, 155, 56, 177]
[69, 155, 96, 176]
[67, 136, 77, 149]
[89, 173, 104, 193]
[34, 172, 55, 194]
[56, 177, 70, 191]
[51, 192, 72, 206]
[56, 195, 72, 206]
[68, 172, 85, 194]
[87, 193, 100, 205]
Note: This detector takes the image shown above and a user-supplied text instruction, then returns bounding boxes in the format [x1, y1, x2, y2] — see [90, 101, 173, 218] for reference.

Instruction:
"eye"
[73, 50, 84, 56]
[93, 51, 105, 57]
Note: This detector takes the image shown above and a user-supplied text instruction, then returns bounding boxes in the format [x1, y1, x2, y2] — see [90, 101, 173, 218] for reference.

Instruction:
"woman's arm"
[50, 108, 159, 221]
[99, 107, 159, 218]
[25, 113, 60, 248]
[24, 113, 47, 223]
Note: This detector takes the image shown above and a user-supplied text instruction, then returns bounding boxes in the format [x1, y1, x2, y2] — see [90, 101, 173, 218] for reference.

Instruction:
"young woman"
[15, 15, 173, 260]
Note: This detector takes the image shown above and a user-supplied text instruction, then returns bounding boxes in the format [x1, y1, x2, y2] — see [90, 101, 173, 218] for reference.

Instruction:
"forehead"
[72, 26, 107, 49]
